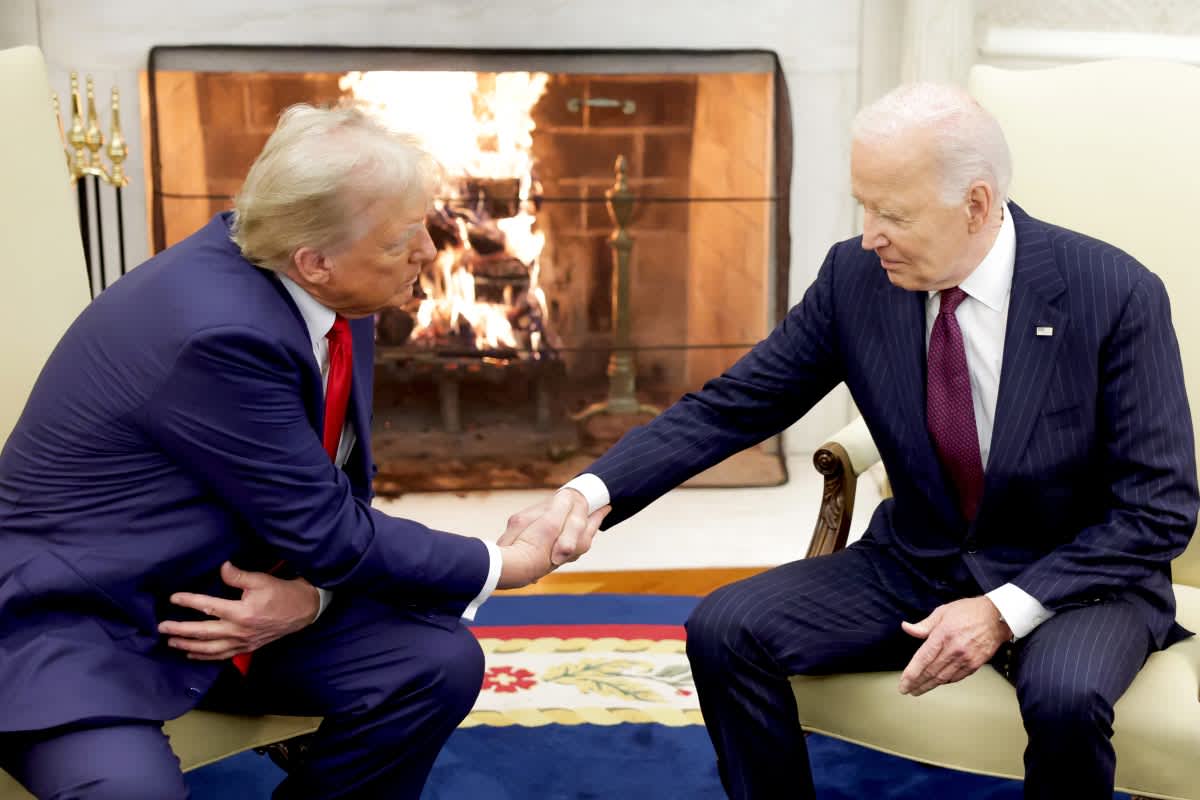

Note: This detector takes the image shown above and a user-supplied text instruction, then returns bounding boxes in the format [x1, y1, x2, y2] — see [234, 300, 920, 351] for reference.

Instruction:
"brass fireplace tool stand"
[53, 72, 130, 297]
[573, 155, 661, 422]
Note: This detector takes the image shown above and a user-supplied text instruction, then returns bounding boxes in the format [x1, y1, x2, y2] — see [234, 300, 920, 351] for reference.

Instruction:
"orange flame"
[342, 70, 551, 352]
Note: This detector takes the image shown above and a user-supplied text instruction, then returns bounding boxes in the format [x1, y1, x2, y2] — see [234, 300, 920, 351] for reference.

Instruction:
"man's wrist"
[986, 583, 1054, 640]
[561, 473, 610, 515]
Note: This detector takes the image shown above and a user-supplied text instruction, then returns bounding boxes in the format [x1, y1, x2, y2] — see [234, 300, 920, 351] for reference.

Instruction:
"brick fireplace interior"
[145, 48, 790, 493]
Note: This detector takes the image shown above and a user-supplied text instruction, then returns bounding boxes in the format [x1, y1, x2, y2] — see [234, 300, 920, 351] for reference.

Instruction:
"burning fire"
[340, 71, 553, 354]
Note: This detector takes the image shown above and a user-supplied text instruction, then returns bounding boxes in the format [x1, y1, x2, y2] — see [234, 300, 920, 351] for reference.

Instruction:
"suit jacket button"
[187, 687, 202, 697]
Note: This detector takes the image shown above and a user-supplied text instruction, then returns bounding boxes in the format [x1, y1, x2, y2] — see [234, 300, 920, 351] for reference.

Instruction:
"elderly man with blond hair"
[0, 105, 603, 799]
[505, 82, 1199, 798]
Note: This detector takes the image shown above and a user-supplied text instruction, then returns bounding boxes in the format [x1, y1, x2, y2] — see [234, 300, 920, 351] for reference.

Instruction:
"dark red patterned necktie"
[926, 287, 984, 521]
[232, 316, 353, 676]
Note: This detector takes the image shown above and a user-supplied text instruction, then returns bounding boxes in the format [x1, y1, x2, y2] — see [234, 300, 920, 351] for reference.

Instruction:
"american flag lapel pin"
[1035, 325, 1054, 337]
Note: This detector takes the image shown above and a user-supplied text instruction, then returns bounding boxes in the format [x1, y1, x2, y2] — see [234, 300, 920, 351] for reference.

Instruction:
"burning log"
[466, 250, 529, 279]
[465, 220, 506, 254]
[461, 177, 522, 219]
[376, 307, 416, 346]
[424, 206, 461, 250]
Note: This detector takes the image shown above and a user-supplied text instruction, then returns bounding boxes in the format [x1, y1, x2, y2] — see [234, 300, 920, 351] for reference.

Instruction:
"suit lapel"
[256, 266, 373, 494]
[980, 205, 1067, 512]
[259, 267, 325, 412]
[345, 316, 375, 496]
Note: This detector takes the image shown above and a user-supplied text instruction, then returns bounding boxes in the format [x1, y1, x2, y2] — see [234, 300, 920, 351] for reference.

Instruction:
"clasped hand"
[158, 561, 320, 660]
[897, 596, 1012, 696]
[495, 489, 609, 589]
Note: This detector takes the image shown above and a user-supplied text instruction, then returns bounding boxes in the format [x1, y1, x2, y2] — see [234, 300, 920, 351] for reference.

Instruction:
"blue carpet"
[184, 594, 1127, 798]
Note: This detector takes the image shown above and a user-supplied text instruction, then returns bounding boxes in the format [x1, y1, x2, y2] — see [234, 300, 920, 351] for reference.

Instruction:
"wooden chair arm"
[807, 441, 857, 559]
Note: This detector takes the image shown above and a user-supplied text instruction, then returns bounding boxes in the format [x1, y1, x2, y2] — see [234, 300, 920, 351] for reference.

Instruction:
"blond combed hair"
[231, 104, 442, 270]
[852, 83, 1012, 206]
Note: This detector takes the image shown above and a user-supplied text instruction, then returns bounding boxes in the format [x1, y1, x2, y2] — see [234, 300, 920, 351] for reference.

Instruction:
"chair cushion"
[790, 584, 1200, 799]
[0, 711, 321, 799]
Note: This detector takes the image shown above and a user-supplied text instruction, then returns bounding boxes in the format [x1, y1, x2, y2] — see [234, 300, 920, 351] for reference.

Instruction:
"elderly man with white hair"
[0, 105, 605, 799]
[505, 82, 1199, 798]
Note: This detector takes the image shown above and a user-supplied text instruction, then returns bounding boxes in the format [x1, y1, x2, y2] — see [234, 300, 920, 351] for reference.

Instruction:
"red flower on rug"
[481, 666, 538, 693]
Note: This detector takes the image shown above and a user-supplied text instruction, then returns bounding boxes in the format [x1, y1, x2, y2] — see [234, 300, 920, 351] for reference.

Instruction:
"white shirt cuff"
[561, 473, 610, 515]
[462, 540, 503, 622]
[987, 582, 1055, 640]
[313, 587, 333, 621]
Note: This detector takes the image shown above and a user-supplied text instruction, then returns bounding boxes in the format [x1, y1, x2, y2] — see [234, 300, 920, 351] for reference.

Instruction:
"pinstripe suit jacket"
[588, 203, 1199, 647]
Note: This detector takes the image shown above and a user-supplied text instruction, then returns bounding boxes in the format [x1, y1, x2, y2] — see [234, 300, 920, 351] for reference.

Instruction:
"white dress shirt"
[564, 205, 1054, 639]
[278, 276, 501, 621]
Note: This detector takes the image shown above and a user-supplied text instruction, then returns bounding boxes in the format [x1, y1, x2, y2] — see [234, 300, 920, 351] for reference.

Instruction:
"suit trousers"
[0, 595, 485, 800]
[683, 539, 1154, 800]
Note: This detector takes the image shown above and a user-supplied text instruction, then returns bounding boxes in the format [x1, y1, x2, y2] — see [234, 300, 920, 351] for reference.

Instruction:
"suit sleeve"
[136, 324, 491, 612]
[589, 244, 848, 527]
[1013, 272, 1199, 608]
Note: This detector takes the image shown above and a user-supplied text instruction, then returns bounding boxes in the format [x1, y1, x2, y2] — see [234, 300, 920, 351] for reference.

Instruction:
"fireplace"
[145, 47, 791, 493]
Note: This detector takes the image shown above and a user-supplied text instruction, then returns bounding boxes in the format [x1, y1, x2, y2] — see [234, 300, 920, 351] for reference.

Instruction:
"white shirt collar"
[277, 274, 337, 347]
[930, 203, 1016, 312]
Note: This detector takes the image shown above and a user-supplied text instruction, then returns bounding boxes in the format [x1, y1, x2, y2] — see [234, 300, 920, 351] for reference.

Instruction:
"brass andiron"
[52, 72, 131, 297]
[573, 155, 661, 422]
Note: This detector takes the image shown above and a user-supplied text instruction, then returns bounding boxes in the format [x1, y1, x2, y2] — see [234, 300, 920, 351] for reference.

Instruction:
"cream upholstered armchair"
[792, 59, 1200, 800]
[0, 46, 320, 799]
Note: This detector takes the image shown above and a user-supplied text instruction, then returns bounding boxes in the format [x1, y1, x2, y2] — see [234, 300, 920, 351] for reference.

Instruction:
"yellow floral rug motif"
[465, 636, 704, 728]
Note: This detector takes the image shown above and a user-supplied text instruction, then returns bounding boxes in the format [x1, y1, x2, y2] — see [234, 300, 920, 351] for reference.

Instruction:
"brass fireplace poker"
[52, 72, 131, 297]
[572, 155, 662, 422]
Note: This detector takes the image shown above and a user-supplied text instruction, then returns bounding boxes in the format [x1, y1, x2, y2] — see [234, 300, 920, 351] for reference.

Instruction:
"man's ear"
[292, 246, 332, 284]
[965, 181, 994, 234]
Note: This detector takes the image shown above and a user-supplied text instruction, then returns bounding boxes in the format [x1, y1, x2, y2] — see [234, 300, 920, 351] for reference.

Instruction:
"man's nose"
[415, 227, 437, 262]
[860, 214, 887, 251]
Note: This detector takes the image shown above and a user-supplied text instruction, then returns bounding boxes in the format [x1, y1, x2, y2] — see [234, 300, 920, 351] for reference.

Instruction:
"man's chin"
[882, 270, 931, 293]
[387, 290, 416, 310]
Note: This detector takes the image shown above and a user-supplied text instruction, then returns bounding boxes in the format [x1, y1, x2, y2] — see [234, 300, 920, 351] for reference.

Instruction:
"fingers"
[168, 592, 241, 620]
[498, 504, 539, 546]
[899, 634, 984, 696]
[898, 636, 942, 695]
[220, 560, 272, 591]
[550, 493, 592, 566]
[159, 618, 251, 659]
[553, 505, 610, 566]
[498, 493, 563, 547]
[901, 605, 942, 640]
[906, 655, 976, 697]
[157, 619, 238, 640]
[517, 492, 573, 551]
[166, 636, 250, 660]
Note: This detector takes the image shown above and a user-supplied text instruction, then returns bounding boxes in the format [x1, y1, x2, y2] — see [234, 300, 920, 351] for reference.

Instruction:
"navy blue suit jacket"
[587, 203, 1198, 647]
[0, 213, 491, 732]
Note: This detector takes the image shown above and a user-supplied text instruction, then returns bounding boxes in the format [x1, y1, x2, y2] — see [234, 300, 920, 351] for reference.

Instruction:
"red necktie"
[322, 315, 353, 461]
[926, 287, 984, 521]
[232, 316, 353, 676]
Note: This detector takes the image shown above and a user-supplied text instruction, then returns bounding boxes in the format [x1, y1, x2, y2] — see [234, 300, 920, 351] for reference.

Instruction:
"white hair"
[851, 83, 1012, 206]
[231, 104, 442, 271]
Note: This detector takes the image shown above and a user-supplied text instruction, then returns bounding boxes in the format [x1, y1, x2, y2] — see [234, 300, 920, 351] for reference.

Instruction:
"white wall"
[976, 0, 1200, 68]
[3, 0, 868, 453]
